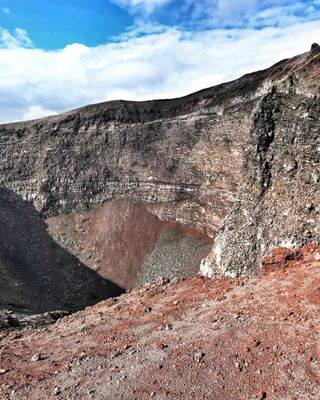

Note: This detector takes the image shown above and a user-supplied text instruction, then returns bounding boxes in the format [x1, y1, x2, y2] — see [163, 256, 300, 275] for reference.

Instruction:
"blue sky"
[0, 0, 319, 122]
[0, 0, 133, 49]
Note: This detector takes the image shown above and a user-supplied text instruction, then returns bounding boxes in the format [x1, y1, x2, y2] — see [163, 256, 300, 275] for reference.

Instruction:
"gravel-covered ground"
[0, 244, 320, 399]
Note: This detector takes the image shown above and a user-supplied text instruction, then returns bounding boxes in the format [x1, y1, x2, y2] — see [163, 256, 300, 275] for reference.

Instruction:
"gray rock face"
[0, 97, 252, 237]
[0, 55, 262, 311]
[202, 46, 320, 276]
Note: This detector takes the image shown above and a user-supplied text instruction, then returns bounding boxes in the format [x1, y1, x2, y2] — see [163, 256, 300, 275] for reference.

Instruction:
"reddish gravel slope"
[1, 244, 320, 399]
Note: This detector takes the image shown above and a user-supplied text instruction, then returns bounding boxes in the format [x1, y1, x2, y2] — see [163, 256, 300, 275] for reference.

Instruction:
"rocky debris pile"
[47, 199, 212, 291]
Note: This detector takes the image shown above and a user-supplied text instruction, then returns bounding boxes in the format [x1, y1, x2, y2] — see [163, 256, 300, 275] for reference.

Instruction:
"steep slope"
[1, 244, 319, 399]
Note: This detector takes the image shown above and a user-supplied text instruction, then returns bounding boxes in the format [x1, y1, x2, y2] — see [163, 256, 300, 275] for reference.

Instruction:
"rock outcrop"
[1, 46, 317, 234]
[202, 44, 320, 276]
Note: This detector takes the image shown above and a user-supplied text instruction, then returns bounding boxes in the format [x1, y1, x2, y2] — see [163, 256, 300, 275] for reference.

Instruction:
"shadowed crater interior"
[0, 187, 124, 314]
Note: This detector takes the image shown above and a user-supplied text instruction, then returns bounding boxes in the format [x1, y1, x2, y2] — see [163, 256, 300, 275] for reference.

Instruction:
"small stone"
[53, 386, 61, 396]
[111, 350, 121, 359]
[193, 352, 205, 364]
[0, 369, 9, 374]
[157, 343, 168, 351]
[144, 307, 152, 313]
[155, 276, 169, 286]
[305, 203, 314, 212]
[150, 392, 156, 397]
[31, 353, 48, 362]
[164, 323, 173, 331]
[109, 366, 118, 374]
[31, 354, 40, 362]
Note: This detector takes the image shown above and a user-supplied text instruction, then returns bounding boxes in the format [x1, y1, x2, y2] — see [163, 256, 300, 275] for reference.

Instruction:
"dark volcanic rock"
[311, 42, 320, 53]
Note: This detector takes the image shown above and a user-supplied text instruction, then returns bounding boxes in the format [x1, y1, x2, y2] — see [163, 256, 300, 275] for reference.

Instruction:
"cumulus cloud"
[0, 1, 319, 122]
[0, 18, 319, 124]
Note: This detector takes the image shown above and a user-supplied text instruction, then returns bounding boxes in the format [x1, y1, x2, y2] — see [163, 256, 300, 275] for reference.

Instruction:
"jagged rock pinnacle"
[311, 42, 320, 53]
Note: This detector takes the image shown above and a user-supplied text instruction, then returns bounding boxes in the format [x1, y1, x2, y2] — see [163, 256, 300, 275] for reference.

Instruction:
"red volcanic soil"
[1, 245, 320, 399]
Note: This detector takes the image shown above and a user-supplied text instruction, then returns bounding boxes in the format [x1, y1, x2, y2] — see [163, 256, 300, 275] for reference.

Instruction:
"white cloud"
[2, 7, 10, 14]
[181, 0, 320, 28]
[0, 27, 33, 49]
[111, 0, 320, 28]
[23, 106, 58, 121]
[217, 0, 257, 16]
[0, 20, 319, 123]
[111, 0, 171, 14]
